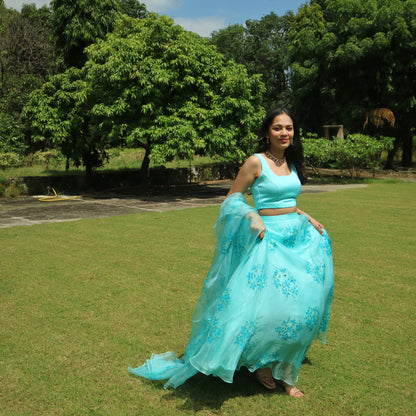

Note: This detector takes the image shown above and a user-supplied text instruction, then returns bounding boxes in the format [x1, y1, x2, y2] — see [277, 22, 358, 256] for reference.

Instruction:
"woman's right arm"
[227, 155, 261, 196]
[227, 155, 265, 239]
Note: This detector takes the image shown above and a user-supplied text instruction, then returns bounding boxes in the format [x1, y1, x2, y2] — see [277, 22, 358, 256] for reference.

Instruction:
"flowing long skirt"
[128, 194, 334, 389]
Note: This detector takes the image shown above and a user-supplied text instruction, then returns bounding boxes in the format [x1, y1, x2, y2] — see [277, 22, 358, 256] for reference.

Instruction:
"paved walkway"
[0, 181, 368, 229]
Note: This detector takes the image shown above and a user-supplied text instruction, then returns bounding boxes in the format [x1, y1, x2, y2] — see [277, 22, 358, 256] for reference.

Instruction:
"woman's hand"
[297, 208, 325, 235]
[308, 217, 325, 235]
[246, 211, 266, 239]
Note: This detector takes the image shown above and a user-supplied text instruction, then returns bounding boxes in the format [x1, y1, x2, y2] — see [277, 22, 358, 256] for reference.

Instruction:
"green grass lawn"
[1, 149, 221, 179]
[1, 182, 415, 415]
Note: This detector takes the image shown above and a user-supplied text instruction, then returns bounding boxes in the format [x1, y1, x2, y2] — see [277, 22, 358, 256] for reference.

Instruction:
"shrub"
[302, 134, 335, 174]
[302, 134, 394, 177]
[0, 178, 28, 197]
[333, 134, 394, 177]
[0, 152, 25, 170]
[32, 149, 64, 170]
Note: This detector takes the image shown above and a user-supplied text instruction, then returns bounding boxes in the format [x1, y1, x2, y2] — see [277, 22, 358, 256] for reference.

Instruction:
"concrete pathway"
[0, 181, 368, 229]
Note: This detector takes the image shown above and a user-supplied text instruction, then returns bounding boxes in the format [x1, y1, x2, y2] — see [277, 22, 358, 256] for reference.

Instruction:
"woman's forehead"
[271, 114, 293, 125]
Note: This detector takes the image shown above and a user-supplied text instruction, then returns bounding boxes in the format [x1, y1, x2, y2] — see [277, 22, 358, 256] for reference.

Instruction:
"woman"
[129, 108, 334, 398]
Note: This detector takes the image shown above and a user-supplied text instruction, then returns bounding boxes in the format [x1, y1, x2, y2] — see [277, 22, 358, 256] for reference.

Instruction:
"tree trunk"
[384, 136, 401, 170]
[140, 147, 150, 185]
[401, 130, 413, 167]
[83, 152, 93, 179]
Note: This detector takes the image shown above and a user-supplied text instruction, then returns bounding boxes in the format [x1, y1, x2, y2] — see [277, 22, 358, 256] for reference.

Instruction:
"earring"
[266, 137, 270, 146]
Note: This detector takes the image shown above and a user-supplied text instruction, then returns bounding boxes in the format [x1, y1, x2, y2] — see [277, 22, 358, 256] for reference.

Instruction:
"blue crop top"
[250, 153, 301, 210]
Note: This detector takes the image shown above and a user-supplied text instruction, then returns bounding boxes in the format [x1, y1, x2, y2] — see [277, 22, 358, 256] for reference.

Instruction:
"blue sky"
[4, 0, 306, 36]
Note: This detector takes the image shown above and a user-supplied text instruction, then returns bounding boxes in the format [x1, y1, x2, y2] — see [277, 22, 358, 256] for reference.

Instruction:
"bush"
[0, 152, 25, 170]
[0, 178, 28, 197]
[333, 134, 394, 177]
[32, 149, 64, 169]
[301, 134, 395, 177]
[302, 134, 335, 174]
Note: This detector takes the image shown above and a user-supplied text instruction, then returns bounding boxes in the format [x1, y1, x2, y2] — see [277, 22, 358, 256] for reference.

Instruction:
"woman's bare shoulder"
[244, 154, 262, 170]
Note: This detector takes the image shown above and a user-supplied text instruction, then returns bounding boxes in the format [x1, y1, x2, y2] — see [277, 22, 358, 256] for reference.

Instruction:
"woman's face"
[267, 114, 294, 154]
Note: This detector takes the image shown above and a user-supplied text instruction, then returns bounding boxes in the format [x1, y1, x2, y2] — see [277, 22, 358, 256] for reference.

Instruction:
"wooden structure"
[323, 125, 344, 140]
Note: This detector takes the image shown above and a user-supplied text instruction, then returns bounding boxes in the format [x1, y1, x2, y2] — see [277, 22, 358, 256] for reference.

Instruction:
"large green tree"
[211, 12, 294, 111]
[290, 0, 416, 167]
[22, 66, 108, 175]
[24, 14, 265, 178]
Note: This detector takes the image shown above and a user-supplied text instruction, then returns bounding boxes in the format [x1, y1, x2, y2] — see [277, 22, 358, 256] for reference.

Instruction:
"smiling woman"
[128, 108, 334, 398]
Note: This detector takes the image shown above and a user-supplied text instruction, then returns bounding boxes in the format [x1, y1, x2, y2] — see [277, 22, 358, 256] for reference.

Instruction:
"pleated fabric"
[128, 192, 334, 389]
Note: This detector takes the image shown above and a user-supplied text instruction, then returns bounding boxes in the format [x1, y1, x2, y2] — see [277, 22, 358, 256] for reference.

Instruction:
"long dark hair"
[255, 108, 307, 184]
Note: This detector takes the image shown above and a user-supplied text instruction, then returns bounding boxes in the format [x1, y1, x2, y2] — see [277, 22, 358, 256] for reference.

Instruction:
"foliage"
[0, 177, 28, 196]
[25, 13, 264, 177]
[0, 113, 26, 154]
[22, 66, 111, 176]
[32, 149, 64, 169]
[290, 0, 416, 166]
[51, 0, 121, 69]
[0, 151, 24, 170]
[333, 134, 394, 177]
[302, 134, 335, 173]
[211, 12, 294, 110]
[0, 6, 54, 78]
[0, 3, 56, 154]
[302, 134, 395, 177]
[118, 0, 147, 18]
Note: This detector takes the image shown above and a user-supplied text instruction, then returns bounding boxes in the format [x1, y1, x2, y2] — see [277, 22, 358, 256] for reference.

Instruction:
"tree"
[118, 0, 147, 19]
[51, 0, 121, 69]
[86, 14, 265, 178]
[0, 4, 56, 154]
[290, 0, 416, 167]
[24, 14, 265, 178]
[212, 12, 294, 111]
[211, 24, 246, 64]
[22, 66, 111, 176]
[244, 12, 294, 111]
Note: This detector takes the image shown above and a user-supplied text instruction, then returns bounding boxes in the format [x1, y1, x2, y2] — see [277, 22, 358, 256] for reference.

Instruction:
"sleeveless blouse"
[250, 153, 301, 210]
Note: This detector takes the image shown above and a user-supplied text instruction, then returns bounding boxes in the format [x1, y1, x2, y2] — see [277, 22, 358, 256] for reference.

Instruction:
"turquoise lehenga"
[128, 154, 334, 389]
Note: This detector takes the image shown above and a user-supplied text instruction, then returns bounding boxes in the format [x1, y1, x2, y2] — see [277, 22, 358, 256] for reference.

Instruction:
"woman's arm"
[297, 208, 325, 235]
[227, 156, 266, 239]
[227, 155, 261, 196]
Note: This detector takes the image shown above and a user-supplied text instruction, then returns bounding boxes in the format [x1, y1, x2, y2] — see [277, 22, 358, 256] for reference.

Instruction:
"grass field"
[0, 149, 219, 179]
[1, 182, 415, 415]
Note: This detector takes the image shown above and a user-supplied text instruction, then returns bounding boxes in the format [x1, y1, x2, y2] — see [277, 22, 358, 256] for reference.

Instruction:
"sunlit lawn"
[1, 148, 221, 179]
[1, 182, 415, 415]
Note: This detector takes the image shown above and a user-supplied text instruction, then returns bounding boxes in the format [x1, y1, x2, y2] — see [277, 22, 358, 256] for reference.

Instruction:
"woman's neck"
[267, 148, 285, 159]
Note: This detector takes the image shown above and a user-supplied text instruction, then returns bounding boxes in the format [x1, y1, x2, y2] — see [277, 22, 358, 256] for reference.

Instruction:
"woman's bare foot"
[279, 381, 304, 398]
[255, 368, 276, 390]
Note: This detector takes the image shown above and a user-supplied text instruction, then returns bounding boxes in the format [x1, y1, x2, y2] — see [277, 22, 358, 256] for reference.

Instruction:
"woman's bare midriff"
[258, 207, 297, 216]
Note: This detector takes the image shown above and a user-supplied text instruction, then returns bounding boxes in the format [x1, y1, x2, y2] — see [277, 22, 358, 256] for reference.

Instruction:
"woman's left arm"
[297, 208, 325, 235]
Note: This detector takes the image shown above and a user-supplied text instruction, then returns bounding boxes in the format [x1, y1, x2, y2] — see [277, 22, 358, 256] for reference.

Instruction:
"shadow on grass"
[147, 357, 313, 413]
[162, 368, 277, 412]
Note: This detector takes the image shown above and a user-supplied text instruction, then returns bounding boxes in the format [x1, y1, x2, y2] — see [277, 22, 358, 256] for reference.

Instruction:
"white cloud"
[174, 16, 227, 37]
[142, 0, 183, 13]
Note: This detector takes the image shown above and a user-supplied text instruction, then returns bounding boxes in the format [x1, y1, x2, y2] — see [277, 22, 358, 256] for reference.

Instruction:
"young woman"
[129, 108, 334, 398]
